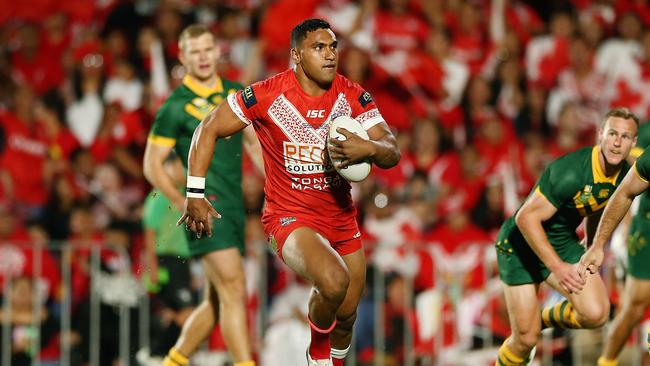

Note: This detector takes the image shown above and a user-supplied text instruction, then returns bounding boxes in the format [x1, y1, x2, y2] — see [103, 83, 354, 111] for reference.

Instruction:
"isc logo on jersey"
[306, 109, 326, 118]
[283, 141, 334, 174]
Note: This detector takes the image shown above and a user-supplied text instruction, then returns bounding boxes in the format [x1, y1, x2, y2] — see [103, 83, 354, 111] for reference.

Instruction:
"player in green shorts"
[141, 156, 194, 359]
[494, 108, 639, 366]
[142, 24, 261, 366]
[580, 121, 650, 366]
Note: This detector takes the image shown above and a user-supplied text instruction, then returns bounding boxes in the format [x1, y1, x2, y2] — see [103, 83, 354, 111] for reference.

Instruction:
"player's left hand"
[177, 198, 221, 238]
[577, 246, 604, 278]
[328, 127, 374, 168]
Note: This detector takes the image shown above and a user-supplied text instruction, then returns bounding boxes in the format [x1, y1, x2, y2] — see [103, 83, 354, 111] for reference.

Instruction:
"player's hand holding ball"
[177, 197, 221, 238]
[327, 115, 373, 182]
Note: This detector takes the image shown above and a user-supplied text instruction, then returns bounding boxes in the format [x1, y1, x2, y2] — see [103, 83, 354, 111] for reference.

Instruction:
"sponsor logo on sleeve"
[358, 91, 373, 108]
[242, 86, 257, 109]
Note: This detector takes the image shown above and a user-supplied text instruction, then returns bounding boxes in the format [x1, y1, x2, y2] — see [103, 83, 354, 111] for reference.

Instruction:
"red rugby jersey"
[228, 69, 385, 222]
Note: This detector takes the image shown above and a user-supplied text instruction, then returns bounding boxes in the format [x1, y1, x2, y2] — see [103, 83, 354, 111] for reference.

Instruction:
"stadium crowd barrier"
[1, 240, 648, 366]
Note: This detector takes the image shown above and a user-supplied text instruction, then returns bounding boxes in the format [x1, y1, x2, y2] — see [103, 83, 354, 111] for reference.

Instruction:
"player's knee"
[616, 302, 646, 329]
[514, 330, 541, 351]
[220, 284, 246, 307]
[212, 273, 246, 306]
[316, 267, 349, 304]
[578, 302, 609, 328]
[336, 310, 357, 329]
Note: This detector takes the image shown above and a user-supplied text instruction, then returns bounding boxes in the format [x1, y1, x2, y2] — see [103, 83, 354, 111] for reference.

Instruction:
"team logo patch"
[358, 91, 373, 108]
[598, 189, 610, 198]
[192, 97, 209, 108]
[184, 97, 216, 121]
[577, 185, 593, 204]
[242, 86, 257, 109]
[279, 217, 297, 226]
[627, 230, 647, 256]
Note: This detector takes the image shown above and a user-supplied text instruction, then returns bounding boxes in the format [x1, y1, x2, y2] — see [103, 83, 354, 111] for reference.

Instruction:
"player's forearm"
[592, 195, 634, 250]
[143, 160, 185, 205]
[143, 229, 157, 258]
[516, 214, 563, 270]
[368, 136, 400, 169]
[187, 116, 219, 178]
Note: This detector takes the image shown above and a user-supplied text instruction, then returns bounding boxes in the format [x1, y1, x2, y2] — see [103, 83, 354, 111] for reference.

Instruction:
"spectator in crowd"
[0, 276, 59, 366]
[0, 84, 50, 220]
[73, 221, 142, 366]
[65, 43, 105, 148]
[525, 10, 575, 90]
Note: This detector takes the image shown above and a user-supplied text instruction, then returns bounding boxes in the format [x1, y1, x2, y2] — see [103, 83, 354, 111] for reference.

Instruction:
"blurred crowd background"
[2, 0, 650, 365]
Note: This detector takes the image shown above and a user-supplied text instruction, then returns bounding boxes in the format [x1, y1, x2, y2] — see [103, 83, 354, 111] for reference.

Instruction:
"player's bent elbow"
[514, 209, 528, 230]
[388, 149, 401, 168]
[142, 159, 156, 185]
[375, 149, 401, 169]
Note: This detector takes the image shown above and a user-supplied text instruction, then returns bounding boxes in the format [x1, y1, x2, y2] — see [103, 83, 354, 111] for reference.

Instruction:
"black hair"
[69, 147, 90, 163]
[290, 18, 331, 48]
[41, 90, 66, 123]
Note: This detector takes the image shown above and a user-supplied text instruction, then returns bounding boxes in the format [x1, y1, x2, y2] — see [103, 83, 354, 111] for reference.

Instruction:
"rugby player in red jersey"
[178, 18, 400, 366]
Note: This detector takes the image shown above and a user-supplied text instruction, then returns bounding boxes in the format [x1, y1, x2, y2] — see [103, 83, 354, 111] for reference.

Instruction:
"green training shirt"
[143, 189, 190, 258]
[148, 75, 244, 212]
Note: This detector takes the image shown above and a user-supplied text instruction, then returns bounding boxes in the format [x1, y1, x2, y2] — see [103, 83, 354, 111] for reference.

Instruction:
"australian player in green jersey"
[580, 121, 650, 366]
[143, 24, 260, 366]
[494, 108, 639, 366]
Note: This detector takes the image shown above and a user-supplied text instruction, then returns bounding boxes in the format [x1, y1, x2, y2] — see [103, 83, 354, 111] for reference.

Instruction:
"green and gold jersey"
[630, 122, 650, 159]
[143, 189, 190, 258]
[631, 122, 650, 220]
[149, 75, 244, 212]
[502, 146, 631, 249]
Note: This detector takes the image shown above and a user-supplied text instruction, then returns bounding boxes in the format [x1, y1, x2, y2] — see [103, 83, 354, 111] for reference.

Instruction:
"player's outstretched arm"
[178, 102, 248, 237]
[515, 190, 585, 293]
[578, 168, 649, 275]
[329, 121, 400, 169]
[243, 125, 265, 177]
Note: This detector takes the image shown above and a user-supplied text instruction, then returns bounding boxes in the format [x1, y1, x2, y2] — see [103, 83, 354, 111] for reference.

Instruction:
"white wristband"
[187, 175, 206, 198]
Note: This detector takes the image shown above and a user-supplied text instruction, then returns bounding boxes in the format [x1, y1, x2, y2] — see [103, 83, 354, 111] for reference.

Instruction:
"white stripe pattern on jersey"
[322, 93, 352, 141]
[227, 93, 253, 125]
[355, 108, 384, 130]
[268, 93, 352, 144]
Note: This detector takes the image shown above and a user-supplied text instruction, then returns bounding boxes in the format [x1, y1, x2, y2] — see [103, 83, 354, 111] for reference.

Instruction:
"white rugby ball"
[327, 115, 372, 182]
